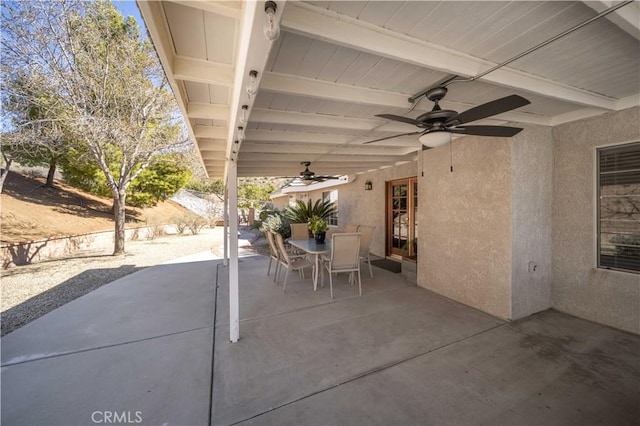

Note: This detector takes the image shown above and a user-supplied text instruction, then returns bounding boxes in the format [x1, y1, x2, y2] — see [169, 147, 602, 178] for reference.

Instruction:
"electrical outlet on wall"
[528, 261, 537, 273]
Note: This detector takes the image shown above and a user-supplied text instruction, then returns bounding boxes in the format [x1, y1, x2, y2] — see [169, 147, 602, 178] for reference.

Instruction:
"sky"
[113, 1, 146, 31]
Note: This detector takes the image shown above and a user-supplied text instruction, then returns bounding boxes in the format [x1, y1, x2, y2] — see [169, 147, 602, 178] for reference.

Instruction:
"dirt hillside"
[1, 172, 189, 244]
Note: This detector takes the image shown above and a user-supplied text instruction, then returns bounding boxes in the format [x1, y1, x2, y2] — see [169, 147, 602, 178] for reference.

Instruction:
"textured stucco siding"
[552, 107, 640, 334]
[328, 164, 417, 258]
[419, 138, 513, 320]
[510, 124, 553, 320]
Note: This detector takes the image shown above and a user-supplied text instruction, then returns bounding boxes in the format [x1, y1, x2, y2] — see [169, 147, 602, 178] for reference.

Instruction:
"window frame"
[595, 141, 640, 274]
[322, 190, 338, 227]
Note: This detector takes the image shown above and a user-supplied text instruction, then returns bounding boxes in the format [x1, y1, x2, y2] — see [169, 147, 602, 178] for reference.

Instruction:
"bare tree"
[1, 0, 188, 254]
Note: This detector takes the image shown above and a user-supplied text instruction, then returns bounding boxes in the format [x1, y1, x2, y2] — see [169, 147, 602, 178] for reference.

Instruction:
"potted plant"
[308, 215, 329, 244]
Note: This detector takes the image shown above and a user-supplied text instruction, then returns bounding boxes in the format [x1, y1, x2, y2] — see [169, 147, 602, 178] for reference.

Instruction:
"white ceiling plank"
[246, 129, 419, 147]
[240, 141, 416, 156]
[262, 72, 411, 108]
[172, 56, 234, 86]
[240, 152, 406, 164]
[194, 125, 228, 139]
[259, 74, 550, 125]
[281, 2, 618, 110]
[167, 1, 241, 20]
[197, 139, 226, 152]
[582, 0, 640, 40]
[250, 108, 411, 132]
[187, 102, 229, 120]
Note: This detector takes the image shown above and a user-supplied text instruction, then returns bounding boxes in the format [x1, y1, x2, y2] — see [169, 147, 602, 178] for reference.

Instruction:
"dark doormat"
[370, 259, 402, 273]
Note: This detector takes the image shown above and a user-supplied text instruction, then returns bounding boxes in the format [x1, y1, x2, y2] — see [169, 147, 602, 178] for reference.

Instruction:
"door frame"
[386, 177, 417, 259]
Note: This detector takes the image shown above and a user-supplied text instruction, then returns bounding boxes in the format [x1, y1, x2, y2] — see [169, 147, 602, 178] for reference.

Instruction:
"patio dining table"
[287, 238, 331, 291]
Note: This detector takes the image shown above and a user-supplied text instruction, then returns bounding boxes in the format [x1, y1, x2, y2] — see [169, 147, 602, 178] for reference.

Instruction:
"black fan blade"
[449, 125, 523, 137]
[363, 131, 421, 144]
[445, 95, 530, 126]
[376, 114, 425, 127]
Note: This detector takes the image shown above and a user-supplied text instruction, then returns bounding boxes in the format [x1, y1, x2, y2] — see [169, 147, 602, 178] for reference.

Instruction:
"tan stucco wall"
[510, 124, 553, 320]
[552, 106, 640, 334]
[336, 165, 418, 257]
[270, 195, 291, 211]
[418, 138, 513, 320]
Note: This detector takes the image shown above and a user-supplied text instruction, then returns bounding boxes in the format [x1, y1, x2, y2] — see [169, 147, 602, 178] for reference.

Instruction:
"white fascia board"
[137, 1, 205, 174]
[282, 2, 618, 110]
[223, 1, 286, 181]
[167, 1, 242, 19]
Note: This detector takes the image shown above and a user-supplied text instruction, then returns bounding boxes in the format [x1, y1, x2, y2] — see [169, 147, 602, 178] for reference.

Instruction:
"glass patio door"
[386, 178, 417, 258]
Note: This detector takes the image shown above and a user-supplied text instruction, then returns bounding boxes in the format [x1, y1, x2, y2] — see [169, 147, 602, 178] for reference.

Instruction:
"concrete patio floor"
[2, 252, 639, 426]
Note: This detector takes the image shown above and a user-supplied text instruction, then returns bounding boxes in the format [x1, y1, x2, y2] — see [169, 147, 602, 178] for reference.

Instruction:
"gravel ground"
[1, 226, 265, 336]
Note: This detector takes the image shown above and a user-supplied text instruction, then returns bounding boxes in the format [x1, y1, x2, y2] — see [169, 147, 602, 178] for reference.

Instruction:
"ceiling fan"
[283, 162, 341, 186]
[365, 87, 530, 148]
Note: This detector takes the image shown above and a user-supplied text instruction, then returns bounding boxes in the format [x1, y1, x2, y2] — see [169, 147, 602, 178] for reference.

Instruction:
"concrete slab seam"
[208, 262, 222, 426]
[225, 322, 508, 426]
[214, 285, 414, 328]
[1, 325, 214, 368]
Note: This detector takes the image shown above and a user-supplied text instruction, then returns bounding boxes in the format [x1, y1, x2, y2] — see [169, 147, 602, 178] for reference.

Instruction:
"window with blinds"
[597, 142, 640, 273]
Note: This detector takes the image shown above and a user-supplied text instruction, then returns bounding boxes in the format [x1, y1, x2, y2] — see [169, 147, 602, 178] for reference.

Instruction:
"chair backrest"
[356, 225, 375, 255]
[274, 232, 290, 264]
[290, 223, 309, 240]
[343, 224, 359, 233]
[330, 233, 361, 271]
[265, 230, 279, 258]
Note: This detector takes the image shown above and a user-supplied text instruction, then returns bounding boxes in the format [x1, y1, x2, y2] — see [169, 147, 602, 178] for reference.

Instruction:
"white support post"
[223, 185, 229, 267]
[228, 161, 240, 343]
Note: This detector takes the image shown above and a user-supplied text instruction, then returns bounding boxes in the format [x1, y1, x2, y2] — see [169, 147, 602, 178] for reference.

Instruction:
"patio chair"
[264, 230, 280, 282]
[321, 232, 361, 299]
[290, 222, 310, 240]
[289, 222, 310, 255]
[275, 232, 314, 292]
[344, 224, 359, 233]
[357, 225, 376, 278]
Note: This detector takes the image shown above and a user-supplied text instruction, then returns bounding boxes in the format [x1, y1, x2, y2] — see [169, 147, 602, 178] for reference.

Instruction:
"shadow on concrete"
[1, 264, 142, 336]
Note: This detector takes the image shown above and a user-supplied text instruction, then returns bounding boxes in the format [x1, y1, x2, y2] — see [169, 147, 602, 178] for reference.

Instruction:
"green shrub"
[284, 199, 337, 223]
[261, 212, 291, 238]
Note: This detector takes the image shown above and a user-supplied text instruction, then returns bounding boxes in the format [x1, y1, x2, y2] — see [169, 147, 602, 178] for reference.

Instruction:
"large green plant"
[62, 151, 191, 208]
[260, 213, 291, 238]
[284, 199, 337, 223]
[2, 0, 187, 255]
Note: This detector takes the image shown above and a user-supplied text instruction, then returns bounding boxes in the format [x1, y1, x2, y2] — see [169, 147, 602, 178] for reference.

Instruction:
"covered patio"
[2, 251, 638, 425]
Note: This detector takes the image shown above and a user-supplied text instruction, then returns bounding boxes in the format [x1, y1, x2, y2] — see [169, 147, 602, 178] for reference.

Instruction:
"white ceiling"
[138, 0, 640, 180]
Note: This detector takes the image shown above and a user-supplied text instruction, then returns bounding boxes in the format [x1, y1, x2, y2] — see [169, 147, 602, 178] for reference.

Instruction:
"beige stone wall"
[418, 138, 513, 320]
[552, 107, 640, 334]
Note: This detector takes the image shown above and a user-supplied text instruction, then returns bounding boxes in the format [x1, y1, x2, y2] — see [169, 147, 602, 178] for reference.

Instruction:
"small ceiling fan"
[365, 87, 530, 148]
[282, 162, 341, 186]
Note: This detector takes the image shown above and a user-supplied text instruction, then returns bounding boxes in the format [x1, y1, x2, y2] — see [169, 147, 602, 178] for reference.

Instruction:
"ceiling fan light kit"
[419, 131, 451, 148]
[280, 162, 342, 187]
[367, 87, 531, 147]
